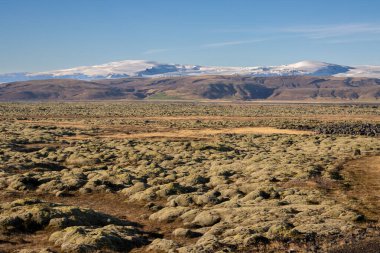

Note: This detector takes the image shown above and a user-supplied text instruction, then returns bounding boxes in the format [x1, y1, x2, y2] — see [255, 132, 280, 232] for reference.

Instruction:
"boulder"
[149, 207, 190, 223]
[173, 228, 202, 238]
[49, 225, 148, 252]
[192, 211, 221, 227]
[0, 198, 126, 233]
[148, 238, 180, 252]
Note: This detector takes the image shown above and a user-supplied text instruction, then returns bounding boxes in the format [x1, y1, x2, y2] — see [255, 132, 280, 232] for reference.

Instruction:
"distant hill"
[0, 75, 379, 101]
[2, 60, 380, 84]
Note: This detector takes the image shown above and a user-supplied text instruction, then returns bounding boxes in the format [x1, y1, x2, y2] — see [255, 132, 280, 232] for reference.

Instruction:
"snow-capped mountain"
[1, 60, 380, 83]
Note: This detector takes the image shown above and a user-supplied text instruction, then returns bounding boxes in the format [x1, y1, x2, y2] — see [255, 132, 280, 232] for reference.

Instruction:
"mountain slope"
[1, 76, 379, 101]
[1, 60, 380, 83]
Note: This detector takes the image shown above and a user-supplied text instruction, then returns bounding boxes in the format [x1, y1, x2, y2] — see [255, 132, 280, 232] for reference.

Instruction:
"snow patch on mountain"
[335, 65, 380, 78]
[0, 60, 379, 83]
[29, 60, 158, 78]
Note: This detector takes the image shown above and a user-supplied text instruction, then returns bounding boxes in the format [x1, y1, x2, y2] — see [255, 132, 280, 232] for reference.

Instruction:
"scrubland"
[0, 102, 379, 253]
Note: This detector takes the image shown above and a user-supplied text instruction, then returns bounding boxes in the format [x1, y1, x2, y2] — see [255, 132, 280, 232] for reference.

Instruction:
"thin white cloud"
[142, 48, 169, 55]
[213, 28, 265, 33]
[202, 39, 265, 48]
[282, 23, 380, 39]
[323, 37, 380, 44]
[214, 23, 380, 40]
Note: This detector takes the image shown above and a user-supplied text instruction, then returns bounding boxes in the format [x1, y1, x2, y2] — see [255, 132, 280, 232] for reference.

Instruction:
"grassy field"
[0, 102, 379, 253]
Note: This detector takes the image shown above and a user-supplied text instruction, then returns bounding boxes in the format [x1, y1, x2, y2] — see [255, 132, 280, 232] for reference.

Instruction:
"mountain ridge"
[1, 60, 380, 83]
[1, 75, 379, 101]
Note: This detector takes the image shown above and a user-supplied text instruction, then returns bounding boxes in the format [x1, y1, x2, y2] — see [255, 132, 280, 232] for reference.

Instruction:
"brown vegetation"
[0, 102, 379, 253]
[1, 75, 380, 101]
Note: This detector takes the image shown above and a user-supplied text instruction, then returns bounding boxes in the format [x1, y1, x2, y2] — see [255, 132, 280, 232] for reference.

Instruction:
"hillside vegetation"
[0, 75, 379, 101]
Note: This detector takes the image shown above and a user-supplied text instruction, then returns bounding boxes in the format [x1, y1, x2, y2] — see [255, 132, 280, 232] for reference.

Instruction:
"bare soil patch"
[99, 127, 312, 139]
[59, 127, 312, 140]
[341, 156, 380, 221]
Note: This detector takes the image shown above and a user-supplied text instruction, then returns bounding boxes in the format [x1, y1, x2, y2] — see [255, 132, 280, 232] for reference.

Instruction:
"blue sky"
[1, 0, 380, 73]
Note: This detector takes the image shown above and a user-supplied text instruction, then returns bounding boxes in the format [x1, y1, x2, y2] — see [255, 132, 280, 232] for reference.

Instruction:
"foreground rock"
[1, 131, 380, 252]
[50, 225, 148, 252]
[0, 198, 150, 252]
[0, 198, 127, 233]
[148, 239, 180, 252]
